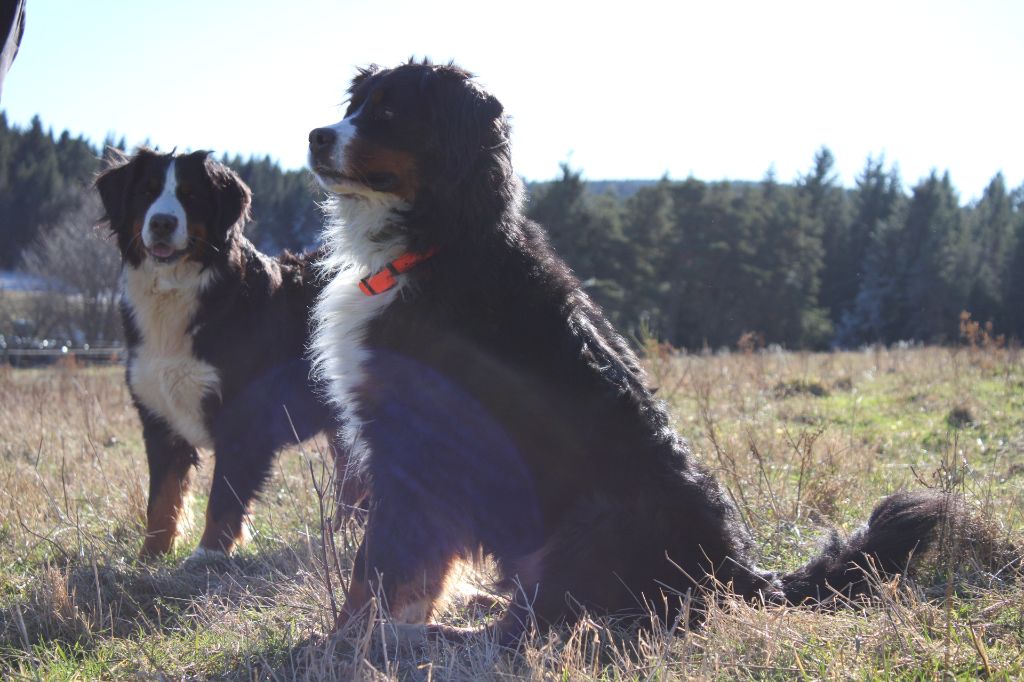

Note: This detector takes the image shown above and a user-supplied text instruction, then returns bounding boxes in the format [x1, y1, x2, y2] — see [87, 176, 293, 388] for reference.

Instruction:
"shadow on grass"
[235, 625, 522, 681]
[0, 545, 315, 664]
[225, 597, 655, 681]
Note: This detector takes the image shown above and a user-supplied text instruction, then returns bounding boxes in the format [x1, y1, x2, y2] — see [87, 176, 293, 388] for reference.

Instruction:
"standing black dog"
[97, 149, 361, 560]
[307, 61, 982, 642]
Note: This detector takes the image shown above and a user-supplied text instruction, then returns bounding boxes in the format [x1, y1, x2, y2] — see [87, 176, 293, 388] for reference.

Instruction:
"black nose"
[309, 127, 337, 152]
[149, 214, 178, 239]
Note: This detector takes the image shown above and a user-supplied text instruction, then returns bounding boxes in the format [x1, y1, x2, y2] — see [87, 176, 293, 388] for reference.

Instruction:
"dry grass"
[0, 345, 1022, 680]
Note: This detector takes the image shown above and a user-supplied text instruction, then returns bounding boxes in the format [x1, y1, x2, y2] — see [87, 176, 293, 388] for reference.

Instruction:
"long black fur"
[314, 61, 1006, 635]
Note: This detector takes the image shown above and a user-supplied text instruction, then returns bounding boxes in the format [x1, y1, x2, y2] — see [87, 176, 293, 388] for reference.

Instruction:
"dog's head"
[96, 149, 251, 268]
[308, 60, 516, 252]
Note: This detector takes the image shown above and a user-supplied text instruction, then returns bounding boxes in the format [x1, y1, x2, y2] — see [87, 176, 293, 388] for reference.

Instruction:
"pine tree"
[752, 177, 830, 347]
[833, 158, 906, 345]
[617, 177, 673, 336]
[669, 182, 763, 348]
[837, 210, 908, 345]
[902, 172, 971, 341]
[1002, 182, 1024, 338]
[55, 130, 100, 184]
[800, 147, 851, 325]
[226, 154, 323, 253]
[966, 173, 1016, 329]
[2, 117, 64, 267]
[527, 163, 629, 327]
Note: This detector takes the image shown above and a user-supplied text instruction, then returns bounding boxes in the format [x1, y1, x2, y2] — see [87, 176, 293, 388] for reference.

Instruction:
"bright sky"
[2, 0, 1022, 200]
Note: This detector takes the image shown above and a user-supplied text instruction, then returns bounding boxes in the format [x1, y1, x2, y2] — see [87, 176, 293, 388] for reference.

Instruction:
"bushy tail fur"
[778, 490, 1018, 605]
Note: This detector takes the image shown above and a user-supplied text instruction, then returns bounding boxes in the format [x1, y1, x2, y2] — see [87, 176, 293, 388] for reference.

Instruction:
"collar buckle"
[359, 247, 438, 296]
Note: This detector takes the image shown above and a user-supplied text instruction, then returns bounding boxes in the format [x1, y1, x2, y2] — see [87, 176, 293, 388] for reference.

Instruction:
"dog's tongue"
[150, 243, 174, 258]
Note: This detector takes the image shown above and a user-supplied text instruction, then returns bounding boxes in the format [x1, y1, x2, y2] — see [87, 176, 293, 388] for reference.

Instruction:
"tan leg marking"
[335, 575, 372, 631]
[197, 503, 249, 554]
[140, 468, 193, 557]
[334, 560, 454, 631]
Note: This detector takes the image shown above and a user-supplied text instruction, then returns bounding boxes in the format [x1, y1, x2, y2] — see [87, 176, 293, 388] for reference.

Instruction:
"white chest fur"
[312, 263, 402, 468]
[311, 195, 408, 470]
[123, 262, 221, 449]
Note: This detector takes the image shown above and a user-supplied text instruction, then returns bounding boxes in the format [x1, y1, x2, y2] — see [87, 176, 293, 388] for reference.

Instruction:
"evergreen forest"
[2, 114, 1021, 349]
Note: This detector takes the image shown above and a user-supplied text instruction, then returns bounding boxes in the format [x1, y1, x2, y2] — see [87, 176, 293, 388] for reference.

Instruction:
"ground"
[0, 345, 1021, 680]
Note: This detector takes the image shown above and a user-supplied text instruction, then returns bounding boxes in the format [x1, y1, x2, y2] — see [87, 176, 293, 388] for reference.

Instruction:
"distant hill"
[527, 178, 656, 200]
[582, 180, 657, 199]
[527, 178, 762, 201]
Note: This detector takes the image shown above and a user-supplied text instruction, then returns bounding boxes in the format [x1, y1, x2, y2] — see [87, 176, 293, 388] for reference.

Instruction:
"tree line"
[1, 114, 1021, 349]
[532, 153, 1023, 349]
[0, 114, 323, 267]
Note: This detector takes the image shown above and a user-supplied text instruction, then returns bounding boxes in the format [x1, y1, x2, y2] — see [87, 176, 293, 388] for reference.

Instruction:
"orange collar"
[358, 247, 438, 296]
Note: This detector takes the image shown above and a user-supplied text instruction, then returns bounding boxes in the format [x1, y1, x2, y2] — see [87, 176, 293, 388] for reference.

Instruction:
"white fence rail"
[2, 347, 125, 365]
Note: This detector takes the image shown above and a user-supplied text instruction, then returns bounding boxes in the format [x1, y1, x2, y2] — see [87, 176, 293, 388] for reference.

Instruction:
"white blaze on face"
[142, 161, 189, 254]
[309, 104, 365, 195]
[327, 115, 357, 162]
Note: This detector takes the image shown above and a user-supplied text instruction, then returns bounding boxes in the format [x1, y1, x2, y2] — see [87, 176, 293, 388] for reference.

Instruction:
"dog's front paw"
[182, 546, 230, 570]
[384, 622, 480, 651]
[388, 622, 429, 651]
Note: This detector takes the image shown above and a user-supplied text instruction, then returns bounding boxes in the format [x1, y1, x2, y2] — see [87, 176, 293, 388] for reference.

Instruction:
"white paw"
[388, 622, 428, 651]
[183, 546, 228, 567]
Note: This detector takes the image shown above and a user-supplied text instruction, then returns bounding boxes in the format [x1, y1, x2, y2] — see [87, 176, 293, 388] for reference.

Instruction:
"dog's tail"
[777, 490, 1019, 605]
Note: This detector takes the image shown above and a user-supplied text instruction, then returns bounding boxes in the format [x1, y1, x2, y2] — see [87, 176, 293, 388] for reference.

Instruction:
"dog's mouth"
[146, 242, 188, 264]
[312, 166, 399, 194]
[312, 166, 360, 196]
[312, 165, 349, 183]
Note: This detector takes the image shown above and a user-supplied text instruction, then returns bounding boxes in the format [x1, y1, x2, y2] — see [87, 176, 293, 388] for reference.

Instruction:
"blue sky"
[2, 0, 1022, 200]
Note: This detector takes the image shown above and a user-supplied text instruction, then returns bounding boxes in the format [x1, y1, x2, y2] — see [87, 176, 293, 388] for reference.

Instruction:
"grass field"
[0, 345, 1022, 680]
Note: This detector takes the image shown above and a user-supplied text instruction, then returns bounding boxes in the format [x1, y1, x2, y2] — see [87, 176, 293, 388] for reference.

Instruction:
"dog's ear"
[95, 147, 143, 232]
[418, 71, 511, 247]
[95, 148, 163, 265]
[434, 74, 507, 188]
[198, 152, 252, 236]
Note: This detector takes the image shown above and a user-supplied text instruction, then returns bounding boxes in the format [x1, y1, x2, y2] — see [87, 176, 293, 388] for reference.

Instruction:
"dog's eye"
[379, 106, 394, 121]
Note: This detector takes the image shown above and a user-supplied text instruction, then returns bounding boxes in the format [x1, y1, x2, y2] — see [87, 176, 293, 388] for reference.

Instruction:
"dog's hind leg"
[334, 509, 459, 633]
[337, 551, 457, 630]
[139, 408, 199, 558]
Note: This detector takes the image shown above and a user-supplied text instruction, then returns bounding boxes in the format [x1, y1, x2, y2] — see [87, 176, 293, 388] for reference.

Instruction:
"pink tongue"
[150, 244, 174, 258]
